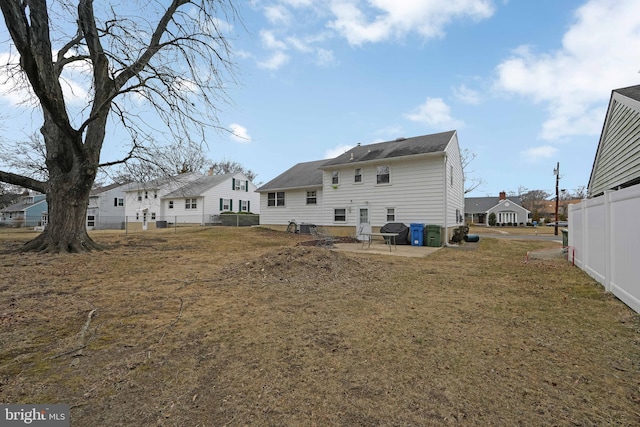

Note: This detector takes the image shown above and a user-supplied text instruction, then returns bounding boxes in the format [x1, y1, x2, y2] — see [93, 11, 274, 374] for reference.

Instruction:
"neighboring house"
[465, 192, 531, 225]
[0, 192, 48, 228]
[87, 182, 129, 230]
[123, 172, 259, 230]
[257, 131, 465, 244]
[588, 84, 640, 197]
[568, 84, 640, 313]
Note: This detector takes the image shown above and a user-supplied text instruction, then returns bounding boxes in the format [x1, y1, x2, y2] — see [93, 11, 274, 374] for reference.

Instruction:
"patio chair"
[310, 226, 336, 248]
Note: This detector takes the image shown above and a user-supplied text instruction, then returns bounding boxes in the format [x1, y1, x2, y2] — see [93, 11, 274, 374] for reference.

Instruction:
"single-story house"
[123, 172, 259, 230]
[465, 192, 531, 225]
[0, 192, 48, 227]
[257, 131, 465, 245]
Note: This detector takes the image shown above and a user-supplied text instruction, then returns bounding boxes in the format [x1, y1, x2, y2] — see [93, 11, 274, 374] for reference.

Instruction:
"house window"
[114, 197, 124, 207]
[87, 215, 95, 227]
[154, 192, 158, 199]
[185, 198, 197, 209]
[222, 198, 231, 211]
[144, 191, 148, 199]
[306, 191, 317, 205]
[137, 192, 142, 201]
[240, 200, 248, 212]
[136, 212, 139, 220]
[235, 180, 241, 190]
[354, 168, 362, 183]
[386, 208, 396, 222]
[168, 201, 174, 209]
[151, 212, 156, 220]
[241, 181, 246, 191]
[332, 171, 339, 185]
[267, 192, 285, 207]
[377, 165, 390, 184]
[334, 208, 346, 222]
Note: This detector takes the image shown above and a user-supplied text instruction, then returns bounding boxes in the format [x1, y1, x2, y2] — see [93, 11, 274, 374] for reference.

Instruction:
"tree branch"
[0, 170, 47, 193]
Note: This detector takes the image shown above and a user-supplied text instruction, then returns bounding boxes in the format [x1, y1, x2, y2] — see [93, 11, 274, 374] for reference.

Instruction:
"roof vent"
[395, 137, 406, 141]
[350, 153, 354, 160]
[357, 142, 361, 146]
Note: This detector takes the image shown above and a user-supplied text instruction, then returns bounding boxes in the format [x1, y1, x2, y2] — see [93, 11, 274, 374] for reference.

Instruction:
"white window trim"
[376, 165, 391, 185]
[334, 207, 347, 223]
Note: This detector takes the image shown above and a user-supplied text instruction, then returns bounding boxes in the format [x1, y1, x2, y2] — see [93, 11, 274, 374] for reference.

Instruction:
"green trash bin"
[426, 225, 441, 247]
[561, 229, 568, 247]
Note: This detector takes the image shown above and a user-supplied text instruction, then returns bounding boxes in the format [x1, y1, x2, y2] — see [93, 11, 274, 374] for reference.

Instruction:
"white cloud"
[325, 144, 354, 158]
[229, 123, 252, 143]
[258, 51, 290, 70]
[494, 0, 640, 140]
[453, 84, 481, 105]
[260, 30, 288, 51]
[264, 5, 292, 26]
[520, 145, 558, 162]
[328, 0, 495, 45]
[405, 97, 464, 129]
[314, 48, 338, 67]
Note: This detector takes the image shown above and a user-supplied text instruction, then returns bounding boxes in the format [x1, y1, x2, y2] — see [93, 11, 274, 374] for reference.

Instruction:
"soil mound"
[222, 246, 385, 288]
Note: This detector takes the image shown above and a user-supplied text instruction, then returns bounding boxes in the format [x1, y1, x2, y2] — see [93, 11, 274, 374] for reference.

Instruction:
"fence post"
[174, 216, 177, 234]
[125, 216, 128, 235]
[604, 190, 612, 293]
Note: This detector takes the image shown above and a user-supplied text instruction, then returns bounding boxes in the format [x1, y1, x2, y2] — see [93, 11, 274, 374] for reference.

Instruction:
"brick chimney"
[499, 191, 506, 200]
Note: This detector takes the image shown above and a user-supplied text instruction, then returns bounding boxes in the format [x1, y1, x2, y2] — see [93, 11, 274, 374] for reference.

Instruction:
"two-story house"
[257, 131, 465, 245]
[0, 192, 48, 228]
[86, 182, 129, 230]
[123, 172, 259, 230]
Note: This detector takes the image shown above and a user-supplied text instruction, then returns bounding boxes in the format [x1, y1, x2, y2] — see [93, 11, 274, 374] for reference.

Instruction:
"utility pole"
[553, 162, 559, 236]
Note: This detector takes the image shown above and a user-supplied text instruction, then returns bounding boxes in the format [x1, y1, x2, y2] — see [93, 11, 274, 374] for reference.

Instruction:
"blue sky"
[2, 0, 640, 198]
[212, 0, 640, 196]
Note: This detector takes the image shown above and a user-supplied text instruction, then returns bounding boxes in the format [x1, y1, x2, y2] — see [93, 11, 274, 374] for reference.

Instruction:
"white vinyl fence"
[568, 185, 640, 313]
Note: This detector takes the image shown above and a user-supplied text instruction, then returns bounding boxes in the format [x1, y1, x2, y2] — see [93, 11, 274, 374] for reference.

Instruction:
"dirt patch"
[0, 227, 638, 426]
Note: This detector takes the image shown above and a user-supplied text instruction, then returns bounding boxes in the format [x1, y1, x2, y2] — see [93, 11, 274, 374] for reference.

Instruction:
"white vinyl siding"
[258, 188, 324, 226]
[321, 156, 446, 227]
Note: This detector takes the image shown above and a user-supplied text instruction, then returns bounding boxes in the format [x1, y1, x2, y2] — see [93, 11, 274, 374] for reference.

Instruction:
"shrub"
[488, 212, 497, 226]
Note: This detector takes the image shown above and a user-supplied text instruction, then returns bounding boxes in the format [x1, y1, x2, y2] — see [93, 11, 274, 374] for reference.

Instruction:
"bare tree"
[209, 159, 257, 182]
[0, 0, 239, 252]
[460, 148, 486, 194]
[106, 140, 211, 184]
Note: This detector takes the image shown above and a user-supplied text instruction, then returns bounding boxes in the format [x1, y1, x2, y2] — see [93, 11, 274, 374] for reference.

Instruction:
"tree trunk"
[21, 123, 102, 253]
[22, 172, 102, 253]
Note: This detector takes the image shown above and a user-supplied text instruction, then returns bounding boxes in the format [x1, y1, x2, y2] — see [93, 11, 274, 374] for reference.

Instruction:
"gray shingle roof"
[256, 160, 326, 192]
[614, 84, 640, 102]
[320, 131, 455, 167]
[163, 174, 234, 198]
[465, 197, 525, 213]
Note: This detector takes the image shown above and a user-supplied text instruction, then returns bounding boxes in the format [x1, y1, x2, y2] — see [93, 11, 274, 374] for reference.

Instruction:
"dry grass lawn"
[0, 227, 638, 426]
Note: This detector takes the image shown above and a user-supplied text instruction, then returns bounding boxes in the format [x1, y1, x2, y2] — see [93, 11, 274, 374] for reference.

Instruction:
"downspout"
[443, 154, 449, 245]
[443, 153, 456, 247]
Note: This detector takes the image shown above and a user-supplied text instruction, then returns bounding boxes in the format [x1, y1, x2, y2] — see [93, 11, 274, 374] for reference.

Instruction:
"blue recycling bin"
[409, 223, 425, 246]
